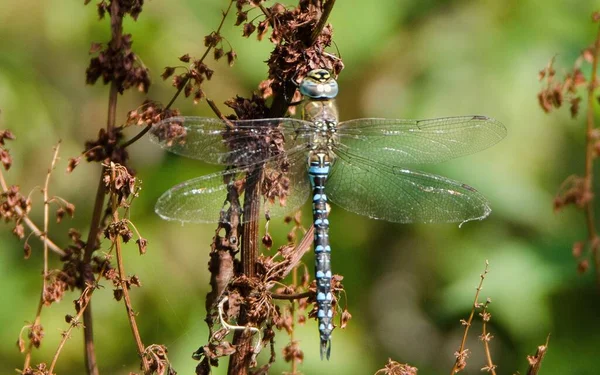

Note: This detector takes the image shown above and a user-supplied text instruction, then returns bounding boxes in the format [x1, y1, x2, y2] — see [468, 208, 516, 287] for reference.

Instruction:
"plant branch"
[450, 261, 489, 374]
[271, 291, 312, 300]
[585, 23, 600, 283]
[109, 164, 149, 373]
[526, 335, 550, 375]
[310, 0, 336, 42]
[480, 301, 497, 375]
[42, 142, 61, 283]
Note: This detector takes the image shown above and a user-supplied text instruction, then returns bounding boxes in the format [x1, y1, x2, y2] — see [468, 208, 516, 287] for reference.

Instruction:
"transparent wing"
[326, 147, 491, 224]
[336, 115, 506, 165]
[155, 149, 310, 224]
[150, 116, 314, 165]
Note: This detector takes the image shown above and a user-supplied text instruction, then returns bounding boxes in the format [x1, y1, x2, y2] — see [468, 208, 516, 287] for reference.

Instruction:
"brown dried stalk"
[108, 162, 150, 373]
[450, 261, 489, 374]
[48, 281, 98, 374]
[21, 143, 62, 371]
[526, 335, 550, 375]
[479, 299, 496, 374]
[584, 23, 600, 282]
[540, 13, 600, 282]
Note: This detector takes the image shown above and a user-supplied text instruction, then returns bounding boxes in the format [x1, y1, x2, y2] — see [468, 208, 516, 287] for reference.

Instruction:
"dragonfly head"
[299, 69, 338, 100]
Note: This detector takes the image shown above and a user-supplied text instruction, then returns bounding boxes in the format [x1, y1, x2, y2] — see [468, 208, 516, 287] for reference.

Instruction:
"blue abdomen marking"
[308, 154, 334, 360]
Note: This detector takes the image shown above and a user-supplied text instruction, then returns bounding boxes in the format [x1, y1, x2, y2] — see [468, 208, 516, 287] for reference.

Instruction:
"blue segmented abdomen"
[309, 155, 333, 360]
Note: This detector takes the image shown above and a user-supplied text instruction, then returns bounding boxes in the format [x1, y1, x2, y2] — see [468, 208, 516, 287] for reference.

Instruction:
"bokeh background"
[1, 1, 599, 374]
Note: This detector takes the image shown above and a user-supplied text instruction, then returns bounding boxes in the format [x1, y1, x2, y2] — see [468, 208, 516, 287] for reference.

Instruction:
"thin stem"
[109, 166, 148, 372]
[310, 0, 336, 42]
[481, 305, 497, 375]
[290, 262, 298, 374]
[450, 261, 489, 374]
[49, 285, 94, 373]
[48, 259, 111, 374]
[20, 143, 61, 371]
[22, 294, 44, 370]
[526, 335, 550, 375]
[271, 291, 312, 300]
[585, 24, 600, 284]
[42, 143, 61, 285]
[80, 73, 119, 375]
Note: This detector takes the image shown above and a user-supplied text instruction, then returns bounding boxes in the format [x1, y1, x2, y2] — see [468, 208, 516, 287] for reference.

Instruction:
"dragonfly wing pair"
[326, 115, 506, 224]
[151, 117, 314, 224]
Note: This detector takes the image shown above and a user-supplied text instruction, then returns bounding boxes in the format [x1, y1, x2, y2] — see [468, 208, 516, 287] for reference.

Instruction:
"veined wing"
[155, 148, 310, 224]
[150, 116, 314, 165]
[327, 147, 491, 224]
[336, 116, 506, 165]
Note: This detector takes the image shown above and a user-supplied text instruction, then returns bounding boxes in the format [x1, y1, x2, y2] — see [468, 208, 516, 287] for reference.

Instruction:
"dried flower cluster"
[537, 56, 587, 118]
[1, 185, 31, 241]
[375, 359, 418, 375]
[126, 99, 181, 128]
[539, 11, 600, 278]
[0, 129, 16, 169]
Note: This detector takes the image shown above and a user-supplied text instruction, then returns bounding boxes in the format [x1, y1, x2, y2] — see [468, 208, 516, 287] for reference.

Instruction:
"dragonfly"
[151, 69, 506, 360]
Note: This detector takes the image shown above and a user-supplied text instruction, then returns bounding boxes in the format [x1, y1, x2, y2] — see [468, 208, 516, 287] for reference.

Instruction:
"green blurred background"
[1, 0, 599, 374]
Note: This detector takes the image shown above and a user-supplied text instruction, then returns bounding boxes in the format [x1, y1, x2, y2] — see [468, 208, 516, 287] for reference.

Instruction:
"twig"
[42, 142, 61, 287]
[450, 261, 489, 374]
[480, 299, 496, 375]
[48, 260, 112, 374]
[526, 335, 550, 375]
[214, 296, 262, 358]
[81, 25, 122, 375]
[108, 163, 149, 373]
[19, 143, 63, 371]
[281, 225, 314, 278]
[310, 0, 336, 42]
[271, 291, 312, 300]
[584, 23, 600, 284]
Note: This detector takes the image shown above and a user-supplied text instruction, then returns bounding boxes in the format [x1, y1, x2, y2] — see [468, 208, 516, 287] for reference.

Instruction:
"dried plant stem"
[20, 143, 62, 371]
[48, 252, 113, 375]
[526, 335, 550, 375]
[228, 166, 263, 375]
[109, 166, 149, 373]
[22, 295, 44, 370]
[585, 24, 600, 283]
[481, 304, 497, 375]
[271, 291, 312, 300]
[0, 168, 64, 257]
[450, 261, 489, 374]
[43, 143, 61, 284]
[81, 81, 120, 375]
[48, 283, 95, 373]
[290, 267, 299, 374]
[281, 225, 314, 278]
[311, 0, 336, 42]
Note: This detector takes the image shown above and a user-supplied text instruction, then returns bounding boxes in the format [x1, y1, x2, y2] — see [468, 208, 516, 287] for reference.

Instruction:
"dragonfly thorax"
[310, 119, 338, 153]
